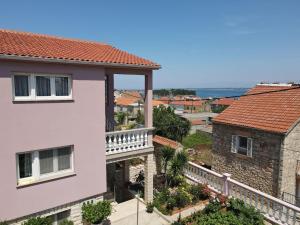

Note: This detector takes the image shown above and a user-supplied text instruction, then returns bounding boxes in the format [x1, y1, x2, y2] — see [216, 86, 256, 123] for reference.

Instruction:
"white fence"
[105, 128, 153, 155]
[184, 161, 300, 225]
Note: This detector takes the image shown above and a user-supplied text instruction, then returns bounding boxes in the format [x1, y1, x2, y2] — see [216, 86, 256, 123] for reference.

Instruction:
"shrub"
[58, 219, 74, 225]
[188, 184, 211, 203]
[174, 188, 192, 208]
[0, 221, 8, 225]
[146, 202, 154, 213]
[82, 200, 112, 224]
[191, 211, 242, 225]
[204, 199, 222, 214]
[216, 194, 228, 206]
[227, 198, 264, 225]
[201, 184, 211, 199]
[166, 196, 177, 212]
[22, 217, 52, 225]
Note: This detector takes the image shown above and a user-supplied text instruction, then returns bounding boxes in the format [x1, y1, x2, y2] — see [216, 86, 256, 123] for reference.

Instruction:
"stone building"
[212, 84, 300, 204]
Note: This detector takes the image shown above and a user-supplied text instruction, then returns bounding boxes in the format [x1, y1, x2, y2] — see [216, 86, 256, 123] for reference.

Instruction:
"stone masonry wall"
[212, 123, 283, 196]
[279, 122, 300, 197]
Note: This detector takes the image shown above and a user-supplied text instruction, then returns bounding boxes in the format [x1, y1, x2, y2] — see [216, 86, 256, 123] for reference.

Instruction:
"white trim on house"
[12, 73, 73, 101]
[231, 135, 253, 157]
[16, 145, 74, 186]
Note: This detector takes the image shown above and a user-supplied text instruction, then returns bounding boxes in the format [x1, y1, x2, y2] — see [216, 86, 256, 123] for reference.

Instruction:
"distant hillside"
[154, 89, 196, 97]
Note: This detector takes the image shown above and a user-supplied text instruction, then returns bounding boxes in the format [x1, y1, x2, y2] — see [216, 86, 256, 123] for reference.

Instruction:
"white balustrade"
[184, 161, 300, 225]
[105, 128, 153, 155]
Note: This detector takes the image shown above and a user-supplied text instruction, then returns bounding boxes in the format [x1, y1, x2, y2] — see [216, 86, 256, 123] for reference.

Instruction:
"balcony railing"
[184, 161, 300, 225]
[105, 127, 153, 155]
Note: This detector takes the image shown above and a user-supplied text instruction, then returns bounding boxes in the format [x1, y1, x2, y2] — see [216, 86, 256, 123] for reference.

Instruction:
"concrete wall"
[279, 122, 300, 196]
[0, 60, 107, 220]
[212, 123, 283, 196]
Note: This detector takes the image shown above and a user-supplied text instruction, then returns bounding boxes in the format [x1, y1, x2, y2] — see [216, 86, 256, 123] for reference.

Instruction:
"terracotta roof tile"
[115, 97, 138, 106]
[213, 85, 300, 133]
[212, 98, 235, 106]
[152, 100, 166, 107]
[0, 29, 160, 68]
[153, 135, 180, 149]
[191, 119, 206, 125]
[170, 100, 204, 106]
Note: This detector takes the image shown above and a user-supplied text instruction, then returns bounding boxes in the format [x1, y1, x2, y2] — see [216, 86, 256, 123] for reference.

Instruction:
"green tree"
[169, 151, 188, 177]
[116, 112, 126, 125]
[153, 106, 190, 142]
[136, 109, 144, 124]
[161, 146, 175, 187]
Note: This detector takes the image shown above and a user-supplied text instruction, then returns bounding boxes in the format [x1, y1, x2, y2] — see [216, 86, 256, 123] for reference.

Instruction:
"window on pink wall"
[12, 73, 72, 101]
[16, 146, 74, 186]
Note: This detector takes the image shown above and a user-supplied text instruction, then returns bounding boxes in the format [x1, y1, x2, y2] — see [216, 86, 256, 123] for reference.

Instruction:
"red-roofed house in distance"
[0, 29, 160, 222]
[211, 98, 236, 113]
[211, 83, 300, 205]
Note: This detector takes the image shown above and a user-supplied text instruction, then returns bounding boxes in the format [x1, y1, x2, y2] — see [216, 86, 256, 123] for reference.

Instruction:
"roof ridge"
[0, 28, 110, 46]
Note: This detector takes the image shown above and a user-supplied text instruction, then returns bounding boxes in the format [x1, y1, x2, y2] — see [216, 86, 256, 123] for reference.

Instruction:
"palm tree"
[161, 146, 175, 174]
[169, 150, 188, 179]
[161, 146, 175, 187]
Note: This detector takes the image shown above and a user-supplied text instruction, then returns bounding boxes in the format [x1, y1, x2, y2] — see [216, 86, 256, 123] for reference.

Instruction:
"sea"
[194, 88, 249, 99]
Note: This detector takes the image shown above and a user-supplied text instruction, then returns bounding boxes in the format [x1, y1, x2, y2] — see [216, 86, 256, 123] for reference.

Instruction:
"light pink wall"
[0, 60, 107, 220]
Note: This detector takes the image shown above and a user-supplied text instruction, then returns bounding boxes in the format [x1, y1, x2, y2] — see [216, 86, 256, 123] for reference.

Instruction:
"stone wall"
[212, 123, 283, 196]
[279, 122, 300, 197]
[10, 195, 103, 225]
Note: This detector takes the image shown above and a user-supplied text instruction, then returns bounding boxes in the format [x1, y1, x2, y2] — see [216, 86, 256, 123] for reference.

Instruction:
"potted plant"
[146, 202, 154, 213]
[82, 200, 112, 225]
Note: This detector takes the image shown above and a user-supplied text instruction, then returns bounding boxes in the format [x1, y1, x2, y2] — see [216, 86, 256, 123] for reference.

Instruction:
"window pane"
[14, 75, 29, 96]
[55, 77, 69, 96]
[36, 76, 51, 96]
[57, 210, 71, 224]
[18, 153, 32, 178]
[58, 147, 71, 171]
[239, 136, 248, 148]
[39, 150, 54, 174]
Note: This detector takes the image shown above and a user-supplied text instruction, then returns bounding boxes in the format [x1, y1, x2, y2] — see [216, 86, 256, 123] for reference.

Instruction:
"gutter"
[0, 54, 161, 70]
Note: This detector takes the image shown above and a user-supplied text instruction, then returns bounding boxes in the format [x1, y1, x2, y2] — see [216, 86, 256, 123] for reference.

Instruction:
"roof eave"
[0, 54, 161, 70]
[212, 120, 287, 135]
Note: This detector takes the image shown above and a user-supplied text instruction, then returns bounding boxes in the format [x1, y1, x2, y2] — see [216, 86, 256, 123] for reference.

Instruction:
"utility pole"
[136, 191, 140, 225]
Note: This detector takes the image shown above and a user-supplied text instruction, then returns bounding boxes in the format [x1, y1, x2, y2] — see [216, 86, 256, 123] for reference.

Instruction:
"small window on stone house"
[231, 135, 253, 157]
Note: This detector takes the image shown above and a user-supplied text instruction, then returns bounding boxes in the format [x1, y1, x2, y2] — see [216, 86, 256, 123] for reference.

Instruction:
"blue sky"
[1, 0, 300, 88]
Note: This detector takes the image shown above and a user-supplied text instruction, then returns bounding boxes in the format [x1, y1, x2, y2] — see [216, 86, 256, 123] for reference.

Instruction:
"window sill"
[13, 98, 74, 103]
[17, 171, 76, 188]
[232, 152, 251, 159]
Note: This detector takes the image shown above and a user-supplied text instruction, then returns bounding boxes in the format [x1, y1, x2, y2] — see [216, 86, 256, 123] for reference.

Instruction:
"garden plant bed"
[172, 197, 264, 225]
[153, 182, 212, 216]
[170, 199, 209, 215]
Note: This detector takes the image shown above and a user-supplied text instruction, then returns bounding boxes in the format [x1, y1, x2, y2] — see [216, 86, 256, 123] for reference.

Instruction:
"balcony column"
[144, 153, 154, 202]
[144, 71, 153, 144]
[106, 74, 114, 131]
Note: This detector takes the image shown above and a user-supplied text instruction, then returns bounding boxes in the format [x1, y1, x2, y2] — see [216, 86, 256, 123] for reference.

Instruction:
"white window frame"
[231, 135, 253, 157]
[12, 73, 72, 101]
[16, 146, 74, 186]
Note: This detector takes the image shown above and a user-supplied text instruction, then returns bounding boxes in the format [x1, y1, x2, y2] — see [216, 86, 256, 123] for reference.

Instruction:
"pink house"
[0, 30, 160, 224]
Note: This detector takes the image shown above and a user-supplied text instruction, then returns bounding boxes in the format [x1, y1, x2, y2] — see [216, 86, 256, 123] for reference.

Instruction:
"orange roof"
[152, 100, 166, 107]
[122, 91, 142, 100]
[0, 29, 160, 69]
[213, 85, 300, 133]
[153, 135, 180, 149]
[191, 119, 206, 125]
[115, 97, 137, 106]
[212, 98, 235, 106]
[171, 100, 204, 106]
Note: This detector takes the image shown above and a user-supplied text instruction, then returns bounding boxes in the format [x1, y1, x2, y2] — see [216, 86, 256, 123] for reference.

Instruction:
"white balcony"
[105, 127, 153, 156]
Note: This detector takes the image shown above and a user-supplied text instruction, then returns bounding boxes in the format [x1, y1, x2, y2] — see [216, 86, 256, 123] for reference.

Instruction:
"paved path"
[108, 199, 170, 225]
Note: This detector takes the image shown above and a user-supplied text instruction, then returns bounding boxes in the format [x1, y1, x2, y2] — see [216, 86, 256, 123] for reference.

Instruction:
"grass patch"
[182, 132, 212, 148]
[182, 132, 213, 166]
